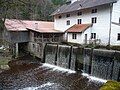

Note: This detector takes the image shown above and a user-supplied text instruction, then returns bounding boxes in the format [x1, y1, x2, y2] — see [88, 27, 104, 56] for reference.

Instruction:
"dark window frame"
[66, 14, 70, 17]
[91, 33, 96, 39]
[117, 33, 120, 40]
[92, 9, 97, 13]
[92, 17, 97, 23]
[78, 19, 82, 24]
[58, 15, 62, 19]
[119, 17, 120, 24]
[77, 12, 82, 16]
[72, 33, 77, 39]
[67, 20, 70, 25]
[33, 44, 35, 48]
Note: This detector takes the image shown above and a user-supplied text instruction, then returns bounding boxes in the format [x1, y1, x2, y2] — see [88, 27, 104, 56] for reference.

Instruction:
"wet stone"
[0, 60, 105, 90]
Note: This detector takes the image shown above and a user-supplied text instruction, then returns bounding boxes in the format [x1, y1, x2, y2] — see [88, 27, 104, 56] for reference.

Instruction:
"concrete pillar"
[15, 43, 18, 57]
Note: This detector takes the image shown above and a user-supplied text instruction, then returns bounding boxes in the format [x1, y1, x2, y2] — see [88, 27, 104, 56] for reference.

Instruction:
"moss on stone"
[100, 81, 120, 90]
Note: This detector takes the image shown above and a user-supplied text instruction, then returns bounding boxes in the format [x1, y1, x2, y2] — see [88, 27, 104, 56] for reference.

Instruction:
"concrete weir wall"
[44, 44, 78, 70]
[83, 48, 120, 81]
[83, 48, 93, 74]
[43, 44, 120, 81]
[92, 49, 115, 80]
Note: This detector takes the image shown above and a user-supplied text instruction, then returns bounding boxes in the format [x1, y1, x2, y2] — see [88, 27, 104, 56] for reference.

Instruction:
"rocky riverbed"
[0, 57, 105, 90]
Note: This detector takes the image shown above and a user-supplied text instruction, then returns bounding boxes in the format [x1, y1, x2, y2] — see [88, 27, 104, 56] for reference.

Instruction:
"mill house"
[1, 0, 120, 59]
[3, 19, 64, 58]
[52, 0, 120, 45]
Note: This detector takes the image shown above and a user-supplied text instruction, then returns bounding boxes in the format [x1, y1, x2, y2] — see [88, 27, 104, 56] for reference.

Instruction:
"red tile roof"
[5, 19, 28, 31]
[5, 19, 63, 33]
[66, 24, 92, 33]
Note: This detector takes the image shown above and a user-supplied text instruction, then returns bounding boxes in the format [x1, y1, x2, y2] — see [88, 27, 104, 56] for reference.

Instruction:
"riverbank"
[0, 56, 11, 70]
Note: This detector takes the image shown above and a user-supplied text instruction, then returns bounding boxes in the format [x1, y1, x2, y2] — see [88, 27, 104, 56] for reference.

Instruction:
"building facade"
[53, 0, 120, 45]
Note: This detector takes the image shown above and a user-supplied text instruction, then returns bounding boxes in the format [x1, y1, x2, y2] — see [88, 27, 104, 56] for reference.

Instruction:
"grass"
[0, 56, 11, 69]
[0, 58, 10, 65]
[100, 81, 120, 90]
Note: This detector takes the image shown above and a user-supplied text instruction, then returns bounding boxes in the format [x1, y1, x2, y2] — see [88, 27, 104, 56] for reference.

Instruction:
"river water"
[0, 59, 106, 90]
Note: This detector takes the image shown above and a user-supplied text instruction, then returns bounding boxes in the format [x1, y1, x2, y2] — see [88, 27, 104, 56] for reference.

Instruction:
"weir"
[91, 49, 115, 80]
[44, 44, 58, 65]
[44, 44, 77, 70]
[57, 45, 71, 69]
[2, 44, 120, 89]
[70, 46, 77, 70]
[83, 48, 93, 74]
[44, 44, 120, 81]
[112, 51, 120, 81]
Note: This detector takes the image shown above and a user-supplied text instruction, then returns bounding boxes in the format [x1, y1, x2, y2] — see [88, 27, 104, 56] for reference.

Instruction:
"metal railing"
[84, 39, 101, 45]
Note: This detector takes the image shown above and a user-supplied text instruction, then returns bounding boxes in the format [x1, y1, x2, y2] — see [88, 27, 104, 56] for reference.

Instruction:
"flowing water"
[44, 44, 120, 81]
[57, 45, 71, 69]
[91, 49, 115, 80]
[1, 44, 120, 89]
[111, 51, 120, 81]
[70, 47, 77, 70]
[44, 44, 78, 70]
[44, 44, 58, 65]
[83, 48, 92, 74]
[0, 60, 106, 90]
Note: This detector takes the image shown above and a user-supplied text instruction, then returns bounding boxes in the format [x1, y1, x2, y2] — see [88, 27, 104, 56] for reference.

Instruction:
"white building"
[52, 0, 120, 45]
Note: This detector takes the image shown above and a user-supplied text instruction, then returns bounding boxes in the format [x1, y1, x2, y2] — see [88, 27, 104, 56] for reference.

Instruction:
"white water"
[82, 73, 107, 83]
[19, 82, 55, 90]
[42, 63, 107, 83]
[42, 63, 76, 73]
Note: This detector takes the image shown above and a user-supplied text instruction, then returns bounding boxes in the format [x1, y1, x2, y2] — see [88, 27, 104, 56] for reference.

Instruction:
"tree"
[51, 0, 67, 5]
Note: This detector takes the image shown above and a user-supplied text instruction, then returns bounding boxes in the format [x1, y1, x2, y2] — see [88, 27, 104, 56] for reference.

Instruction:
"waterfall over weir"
[83, 49, 120, 81]
[44, 44, 77, 70]
[57, 45, 71, 69]
[44, 44, 58, 65]
[92, 49, 115, 80]
[83, 48, 92, 74]
[44, 44, 120, 81]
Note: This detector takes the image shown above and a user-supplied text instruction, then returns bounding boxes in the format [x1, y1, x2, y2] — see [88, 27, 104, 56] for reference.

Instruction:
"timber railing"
[34, 37, 63, 43]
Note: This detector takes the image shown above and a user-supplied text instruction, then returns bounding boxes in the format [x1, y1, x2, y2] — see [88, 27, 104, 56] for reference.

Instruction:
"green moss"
[110, 46, 120, 51]
[61, 42, 82, 47]
[0, 57, 11, 65]
[100, 81, 120, 90]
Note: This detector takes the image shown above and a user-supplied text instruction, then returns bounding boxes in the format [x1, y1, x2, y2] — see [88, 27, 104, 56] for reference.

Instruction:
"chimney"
[35, 23, 38, 30]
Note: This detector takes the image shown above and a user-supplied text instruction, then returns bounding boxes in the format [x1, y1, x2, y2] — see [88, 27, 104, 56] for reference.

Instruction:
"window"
[91, 33, 96, 39]
[92, 9, 97, 13]
[78, 19, 82, 24]
[66, 14, 70, 17]
[33, 44, 35, 48]
[92, 17, 97, 23]
[72, 33, 77, 39]
[119, 18, 120, 24]
[67, 20, 70, 25]
[77, 12, 82, 16]
[117, 33, 120, 40]
[58, 15, 62, 19]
